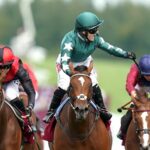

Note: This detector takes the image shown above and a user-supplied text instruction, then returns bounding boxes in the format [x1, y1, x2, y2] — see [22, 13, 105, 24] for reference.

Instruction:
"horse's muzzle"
[74, 105, 89, 120]
[140, 143, 150, 150]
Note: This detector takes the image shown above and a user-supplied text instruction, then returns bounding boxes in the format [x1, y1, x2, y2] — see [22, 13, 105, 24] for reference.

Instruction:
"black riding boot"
[93, 84, 112, 123]
[43, 87, 66, 123]
[117, 109, 132, 140]
[10, 97, 26, 112]
[10, 98, 35, 133]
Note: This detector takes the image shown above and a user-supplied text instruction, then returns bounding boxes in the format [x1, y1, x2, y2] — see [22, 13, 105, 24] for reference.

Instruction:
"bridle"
[56, 73, 99, 141]
[68, 73, 92, 102]
[71, 73, 90, 79]
[56, 98, 99, 142]
[118, 100, 150, 137]
[132, 109, 150, 135]
[0, 87, 5, 111]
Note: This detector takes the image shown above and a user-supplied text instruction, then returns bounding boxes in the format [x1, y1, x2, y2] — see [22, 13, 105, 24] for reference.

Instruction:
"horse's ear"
[69, 62, 75, 75]
[87, 61, 93, 74]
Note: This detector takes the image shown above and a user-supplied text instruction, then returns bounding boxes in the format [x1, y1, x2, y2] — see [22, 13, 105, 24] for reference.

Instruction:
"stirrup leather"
[43, 110, 55, 123]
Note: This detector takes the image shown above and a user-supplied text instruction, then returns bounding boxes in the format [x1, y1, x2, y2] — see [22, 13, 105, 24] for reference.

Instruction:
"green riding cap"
[75, 11, 104, 32]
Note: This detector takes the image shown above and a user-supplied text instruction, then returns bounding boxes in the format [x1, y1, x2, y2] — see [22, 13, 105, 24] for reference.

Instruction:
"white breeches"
[4, 80, 38, 101]
[5, 80, 20, 100]
[56, 55, 98, 91]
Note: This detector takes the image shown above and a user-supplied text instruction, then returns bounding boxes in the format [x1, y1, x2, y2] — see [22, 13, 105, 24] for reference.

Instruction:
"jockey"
[117, 54, 150, 140]
[43, 11, 136, 124]
[0, 45, 36, 133]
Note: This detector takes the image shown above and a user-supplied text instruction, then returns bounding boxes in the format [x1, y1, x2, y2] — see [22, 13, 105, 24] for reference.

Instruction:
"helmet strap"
[77, 31, 90, 42]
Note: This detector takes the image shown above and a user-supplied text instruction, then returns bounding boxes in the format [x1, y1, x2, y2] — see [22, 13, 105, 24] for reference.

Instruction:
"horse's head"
[68, 62, 93, 120]
[133, 96, 150, 149]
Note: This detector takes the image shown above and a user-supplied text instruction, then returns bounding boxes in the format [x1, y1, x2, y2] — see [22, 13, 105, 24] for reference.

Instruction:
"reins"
[132, 108, 150, 136]
[56, 99, 99, 142]
[56, 71, 99, 141]
[57, 71, 98, 142]
[27, 118, 41, 150]
[117, 100, 150, 113]
[117, 100, 133, 112]
[0, 88, 5, 111]
[118, 99, 150, 137]
[0, 86, 41, 150]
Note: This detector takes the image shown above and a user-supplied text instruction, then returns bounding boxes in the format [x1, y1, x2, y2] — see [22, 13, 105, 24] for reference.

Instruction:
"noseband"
[68, 73, 92, 111]
[71, 73, 90, 78]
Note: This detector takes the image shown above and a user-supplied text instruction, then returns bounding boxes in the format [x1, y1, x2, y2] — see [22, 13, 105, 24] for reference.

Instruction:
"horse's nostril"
[139, 143, 142, 148]
[85, 107, 89, 112]
[75, 107, 79, 111]
[139, 143, 150, 150]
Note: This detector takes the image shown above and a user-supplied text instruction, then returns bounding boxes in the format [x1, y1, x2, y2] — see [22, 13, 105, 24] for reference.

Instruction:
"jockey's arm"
[16, 60, 35, 109]
[97, 37, 132, 59]
[126, 64, 139, 96]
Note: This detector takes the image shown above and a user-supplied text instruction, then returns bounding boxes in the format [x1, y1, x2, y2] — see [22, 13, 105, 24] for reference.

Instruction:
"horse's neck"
[140, 97, 148, 103]
[126, 119, 140, 148]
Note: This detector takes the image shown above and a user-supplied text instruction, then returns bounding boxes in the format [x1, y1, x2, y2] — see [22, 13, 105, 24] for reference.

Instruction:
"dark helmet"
[139, 55, 150, 76]
[0, 45, 14, 66]
[75, 11, 104, 32]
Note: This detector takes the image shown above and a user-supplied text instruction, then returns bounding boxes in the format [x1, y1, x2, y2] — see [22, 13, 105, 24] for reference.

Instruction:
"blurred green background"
[0, 0, 150, 113]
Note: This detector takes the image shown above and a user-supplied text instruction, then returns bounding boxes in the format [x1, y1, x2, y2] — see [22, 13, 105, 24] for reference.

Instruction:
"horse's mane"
[74, 65, 88, 72]
[135, 88, 149, 103]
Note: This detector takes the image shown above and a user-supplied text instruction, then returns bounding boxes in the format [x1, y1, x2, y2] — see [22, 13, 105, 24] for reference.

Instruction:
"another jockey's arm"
[16, 60, 36, 109]
[97, 37, 133, 59]
[126, 64, 139, 95]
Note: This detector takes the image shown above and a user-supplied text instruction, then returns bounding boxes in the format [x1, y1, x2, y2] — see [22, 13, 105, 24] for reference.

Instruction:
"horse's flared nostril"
[75, 107, 80, 112]
[85, 107, 89, 112]
[139, 143, 142, 148]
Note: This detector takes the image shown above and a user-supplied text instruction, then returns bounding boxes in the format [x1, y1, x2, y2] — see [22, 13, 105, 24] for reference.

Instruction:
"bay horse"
[119, 89, 150, 150]
[51, 62, 112, 150]
[0, 84, 22, 150]
[0, 84, 43, 150]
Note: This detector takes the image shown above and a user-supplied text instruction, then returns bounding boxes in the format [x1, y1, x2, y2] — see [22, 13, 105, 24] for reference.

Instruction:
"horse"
[119, 89, 150, 150]
[0, 85, 22, 150]
[0, 84, 43, 150]
[50, 62, 112, 150]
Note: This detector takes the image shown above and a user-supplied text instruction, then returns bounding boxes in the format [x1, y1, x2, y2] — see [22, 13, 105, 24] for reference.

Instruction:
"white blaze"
[78, 77, 85, 86]
[141, 112, 149, 147]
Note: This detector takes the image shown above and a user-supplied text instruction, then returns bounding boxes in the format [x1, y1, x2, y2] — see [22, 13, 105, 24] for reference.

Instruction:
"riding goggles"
[88, 28, 98, 34]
